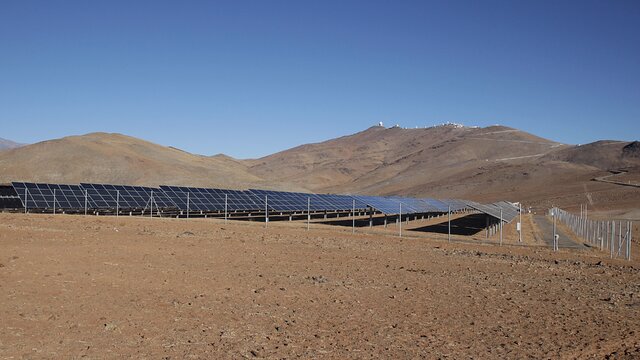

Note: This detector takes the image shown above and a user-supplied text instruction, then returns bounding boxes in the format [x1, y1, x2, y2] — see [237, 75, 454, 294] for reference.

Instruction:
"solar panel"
[465, 201, 519, 223]
[0, 185, 23, 209]
[492, 201, 519, 222]
[350, 195, 406, 215]
[440, 199, 469, 212]
[248, 189, 315, 212]
[388, 196, 441, 213]
[422, 198, 450, 212]
[80, 183, 177, 210]
[314, 193, 368, 211]
[12, 182, 96, 210]
[160, 186, 262, 211]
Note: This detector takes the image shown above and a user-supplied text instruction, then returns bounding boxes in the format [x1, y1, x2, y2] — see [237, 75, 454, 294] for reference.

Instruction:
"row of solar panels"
[465, 201, 520, 223]
[8, 182, 479, 216]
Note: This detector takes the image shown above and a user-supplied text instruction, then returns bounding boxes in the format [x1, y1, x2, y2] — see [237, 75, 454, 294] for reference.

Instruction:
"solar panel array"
[422, 198, 450, 212]
[81, 183, 176, 210]
[441, 199, 470, 212]
[7, 181, 517, 222]
[351, 195, 401, 215]
[388, 196, 441, 213]
[465, 200, 520, 223]
[12, 182, 96, 210]
[248, 189, 370, 212]
[160, 186, 261, 211]
[315, 193, 369, 211]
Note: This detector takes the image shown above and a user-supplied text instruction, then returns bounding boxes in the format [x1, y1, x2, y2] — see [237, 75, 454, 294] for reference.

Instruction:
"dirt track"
[1, 213, 639, 359]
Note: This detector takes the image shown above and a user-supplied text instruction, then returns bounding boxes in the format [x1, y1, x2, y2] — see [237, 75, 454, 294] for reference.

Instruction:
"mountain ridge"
[0, 126, 638, 214]
[0, 137, 24, 151]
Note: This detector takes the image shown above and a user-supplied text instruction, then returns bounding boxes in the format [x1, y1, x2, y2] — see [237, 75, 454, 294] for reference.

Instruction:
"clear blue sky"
[1, 0, 638, 158]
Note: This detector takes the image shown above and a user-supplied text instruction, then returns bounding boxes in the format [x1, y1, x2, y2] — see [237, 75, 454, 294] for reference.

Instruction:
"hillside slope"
[0, 133, 281, 189]
[249, 124, 564, 194]
[0, 127, 637, 215]
[248, 124, 640, 213]
[0, 137, 23, 151]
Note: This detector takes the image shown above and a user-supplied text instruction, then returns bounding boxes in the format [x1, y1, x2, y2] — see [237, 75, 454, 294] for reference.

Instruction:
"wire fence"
[550, 207, 633, 260]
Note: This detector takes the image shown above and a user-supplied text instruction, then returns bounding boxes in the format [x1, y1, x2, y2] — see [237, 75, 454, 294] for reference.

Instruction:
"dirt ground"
[1, 213, 639, 359]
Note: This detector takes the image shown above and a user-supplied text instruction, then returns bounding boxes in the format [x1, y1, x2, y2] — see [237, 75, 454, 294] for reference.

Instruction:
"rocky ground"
[1, 213, 639, 359]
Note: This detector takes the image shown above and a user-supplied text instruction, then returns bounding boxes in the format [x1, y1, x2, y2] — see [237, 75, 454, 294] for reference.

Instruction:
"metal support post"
[116, 190, 120, 217]
[519, 203, 522, 242]
[629, 221, 633, 261]
[552, 208, 557, 251]
[499, 209, 503, 246]
[53, 189, 56, 215]
[618, 221, 623, 257]
[486, 215, 489, 238]
[264, 195, 268, 228]
[186, 192, 190, 219]
[611, 221, 615, 258]
[399, 203, 402, 238]
[351, 199, 355, 234]
[448, 205, 451, 243]
[84, 190, 88, 216]
[307, 197, 310, 231]
[225, 194, 228, 224]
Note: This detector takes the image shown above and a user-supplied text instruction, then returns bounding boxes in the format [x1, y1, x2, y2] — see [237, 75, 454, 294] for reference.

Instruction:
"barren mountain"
[0, 137, 23, 151]
[0, 126, 638, 216]
[248, 124, 640, 214]
[0, 133, 283, 190]
[249, 124, 560, 195]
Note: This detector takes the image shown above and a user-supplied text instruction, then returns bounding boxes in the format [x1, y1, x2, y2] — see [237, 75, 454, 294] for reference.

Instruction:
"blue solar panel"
[388, 196, 441, 213]
[422, 198, 450, 212]
[80, 183, 177, 210]
[12, 182, 96, 210]
[465, 201, 519, 223]
[350, 195, 404, 215]
[160, 186, 262, 211]
[249, 189, 315, 212]
[314, 193, 368, 211]
[439, 199, 469, 212]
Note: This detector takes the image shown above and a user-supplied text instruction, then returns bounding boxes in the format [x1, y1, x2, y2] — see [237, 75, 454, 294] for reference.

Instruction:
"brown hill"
[542, 140, 640, 170]
[248, 124, 564, 194]
[0, 132, 281, 189]
[248, 124, 640, 215]
[0, 137, 23, 151]
[1, 127, 638, 217]
[249, 124, 563, 192]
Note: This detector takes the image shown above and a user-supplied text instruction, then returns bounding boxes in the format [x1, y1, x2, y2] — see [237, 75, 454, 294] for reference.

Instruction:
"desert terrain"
[1, 212, 639, 358]
[1, 125, 638, 218]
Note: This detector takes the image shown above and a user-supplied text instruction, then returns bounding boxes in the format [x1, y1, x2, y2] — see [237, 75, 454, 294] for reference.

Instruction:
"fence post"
[629, 221, 633, 261]
[611, 221, 615, 258]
